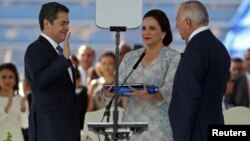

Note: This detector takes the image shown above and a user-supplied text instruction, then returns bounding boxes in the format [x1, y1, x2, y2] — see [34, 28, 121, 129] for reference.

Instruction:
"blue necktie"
[56, 45, 63, 55]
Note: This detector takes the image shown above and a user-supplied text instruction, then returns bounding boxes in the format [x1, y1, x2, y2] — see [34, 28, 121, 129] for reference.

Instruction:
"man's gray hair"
[180, 0, 209, 25]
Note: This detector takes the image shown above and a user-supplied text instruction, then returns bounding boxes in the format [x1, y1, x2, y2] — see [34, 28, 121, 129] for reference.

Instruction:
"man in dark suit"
[24, 2, 80, 141]
[169, 1, 230, 141]
[222, 58, 243, 110]
[230, 50, 250, 107]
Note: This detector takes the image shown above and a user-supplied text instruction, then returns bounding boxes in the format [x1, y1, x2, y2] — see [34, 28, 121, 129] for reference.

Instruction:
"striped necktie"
[56, 45, 63, 55]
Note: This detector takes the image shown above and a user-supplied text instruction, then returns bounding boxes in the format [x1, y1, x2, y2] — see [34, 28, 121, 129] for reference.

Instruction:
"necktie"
[56, 45, 63, 55]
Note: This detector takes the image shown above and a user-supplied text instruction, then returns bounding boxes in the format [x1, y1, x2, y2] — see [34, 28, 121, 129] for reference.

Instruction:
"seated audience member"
[74, 67, 88, 130]
[223, 58, 244, 110]
[21, 77, 32, 141]
[230, 58, 244, 80]
[0, 63, 28, 141]
[119, 43, 132, 64]
[86, 64, 100, 86]
[88, 51, 116, 111]
[77, 45, 96, 86]
[70, 54, 79, 67]
[230, 49, 250, 108]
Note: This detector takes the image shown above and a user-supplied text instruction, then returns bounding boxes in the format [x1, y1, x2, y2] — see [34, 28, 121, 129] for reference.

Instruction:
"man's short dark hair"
[39, 2, 69, 30]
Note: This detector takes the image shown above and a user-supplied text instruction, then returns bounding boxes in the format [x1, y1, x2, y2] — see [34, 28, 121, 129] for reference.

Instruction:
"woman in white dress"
[0, 63, 29, 141]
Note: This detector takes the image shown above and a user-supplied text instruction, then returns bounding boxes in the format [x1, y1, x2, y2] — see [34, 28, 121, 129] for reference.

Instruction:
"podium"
[88, 122, 148, 140]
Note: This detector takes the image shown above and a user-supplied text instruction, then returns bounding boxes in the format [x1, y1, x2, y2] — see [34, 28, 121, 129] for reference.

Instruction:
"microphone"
[122, 51, 145, 85]
[133, 51, 145, 69]
[101, 50, 145, 122]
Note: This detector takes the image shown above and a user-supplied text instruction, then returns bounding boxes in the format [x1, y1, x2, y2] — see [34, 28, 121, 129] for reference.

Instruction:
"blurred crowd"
[223, 49, 250, 110]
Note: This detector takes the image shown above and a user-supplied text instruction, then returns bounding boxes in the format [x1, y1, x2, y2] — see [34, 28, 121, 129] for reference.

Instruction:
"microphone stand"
[102, 50, 145, 122]
[101, 45, 145, 140]
[110, 26, 126, 141]
[104, 116, 111, 141]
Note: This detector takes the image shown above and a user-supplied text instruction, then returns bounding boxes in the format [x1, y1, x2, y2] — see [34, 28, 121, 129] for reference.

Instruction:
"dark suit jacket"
[230, 74, 249, 107]
[169, 29, 230, 141]
[24, 36, 80, 141]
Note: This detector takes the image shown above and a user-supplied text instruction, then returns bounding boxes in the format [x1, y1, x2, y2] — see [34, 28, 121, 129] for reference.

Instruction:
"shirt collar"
[41, 33, 59, 50]
[188, 26, 209, 42]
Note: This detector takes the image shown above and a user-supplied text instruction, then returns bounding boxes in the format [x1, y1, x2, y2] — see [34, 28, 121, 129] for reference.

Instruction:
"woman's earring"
[162, 33, 166, 40]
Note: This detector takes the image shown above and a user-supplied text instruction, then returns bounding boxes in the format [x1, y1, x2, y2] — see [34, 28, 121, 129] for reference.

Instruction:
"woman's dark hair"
[39, 2, 69, 30]
[143, 9, 173, 46]
[0, 63, 19, 95]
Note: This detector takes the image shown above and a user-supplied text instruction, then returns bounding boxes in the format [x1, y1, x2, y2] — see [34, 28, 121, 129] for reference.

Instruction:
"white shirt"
[41, 33, 58, 52]
[78, 66, 88, 86]
[188, 26, 209, 42]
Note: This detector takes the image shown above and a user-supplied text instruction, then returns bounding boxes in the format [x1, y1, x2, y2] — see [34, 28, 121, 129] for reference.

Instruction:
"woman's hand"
[127, 84, 152, 100]
[102, 85, 115, 98]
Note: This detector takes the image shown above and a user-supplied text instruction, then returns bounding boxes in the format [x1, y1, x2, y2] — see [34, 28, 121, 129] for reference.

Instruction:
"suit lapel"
[38, 36, 59, 59]
[38, 35, 75, 89]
